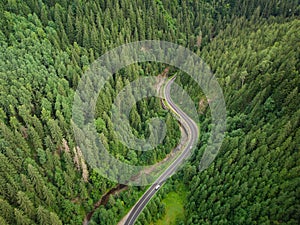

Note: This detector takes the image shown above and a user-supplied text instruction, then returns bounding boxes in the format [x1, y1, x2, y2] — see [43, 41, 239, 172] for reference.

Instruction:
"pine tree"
[14, 208, 35, 225]
[17, 191, 35, 219]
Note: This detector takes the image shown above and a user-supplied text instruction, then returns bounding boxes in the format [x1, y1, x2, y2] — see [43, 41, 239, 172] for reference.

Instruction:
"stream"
[83, 184, 128, 225]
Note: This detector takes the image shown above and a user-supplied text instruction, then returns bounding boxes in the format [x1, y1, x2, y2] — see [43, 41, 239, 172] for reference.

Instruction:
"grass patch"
[151, 184, 187, 225]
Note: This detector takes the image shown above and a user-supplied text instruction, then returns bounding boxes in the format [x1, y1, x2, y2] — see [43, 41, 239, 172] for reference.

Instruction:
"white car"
[155, 184, 160, 190]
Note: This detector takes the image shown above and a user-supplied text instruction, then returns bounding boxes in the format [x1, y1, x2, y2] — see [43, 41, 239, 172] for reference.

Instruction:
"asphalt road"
[123, 76, 199, 225]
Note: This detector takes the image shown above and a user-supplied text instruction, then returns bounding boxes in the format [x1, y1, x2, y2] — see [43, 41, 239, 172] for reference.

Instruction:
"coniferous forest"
[0, 0, 299, 225]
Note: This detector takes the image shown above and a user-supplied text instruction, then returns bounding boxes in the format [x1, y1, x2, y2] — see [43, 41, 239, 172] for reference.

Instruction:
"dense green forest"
[0, 0, 299, 225]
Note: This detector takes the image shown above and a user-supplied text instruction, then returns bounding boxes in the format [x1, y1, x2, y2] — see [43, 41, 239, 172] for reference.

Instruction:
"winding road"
[122, 76, 199, 225]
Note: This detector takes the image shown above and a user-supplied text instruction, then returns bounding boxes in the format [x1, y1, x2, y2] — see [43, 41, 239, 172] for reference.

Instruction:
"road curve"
[122, 76, 199, 225]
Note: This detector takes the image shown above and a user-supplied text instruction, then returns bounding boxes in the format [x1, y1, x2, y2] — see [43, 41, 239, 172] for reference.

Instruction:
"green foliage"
[0, 0, 299, 225]
[182, 17, 300, 225]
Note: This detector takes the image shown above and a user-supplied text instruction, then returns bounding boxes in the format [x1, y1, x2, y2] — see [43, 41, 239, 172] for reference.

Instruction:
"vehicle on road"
[123, 77, 199, 225]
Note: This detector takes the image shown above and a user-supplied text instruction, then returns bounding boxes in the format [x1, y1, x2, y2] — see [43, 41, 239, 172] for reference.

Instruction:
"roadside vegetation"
[0, 0, 299, 224]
